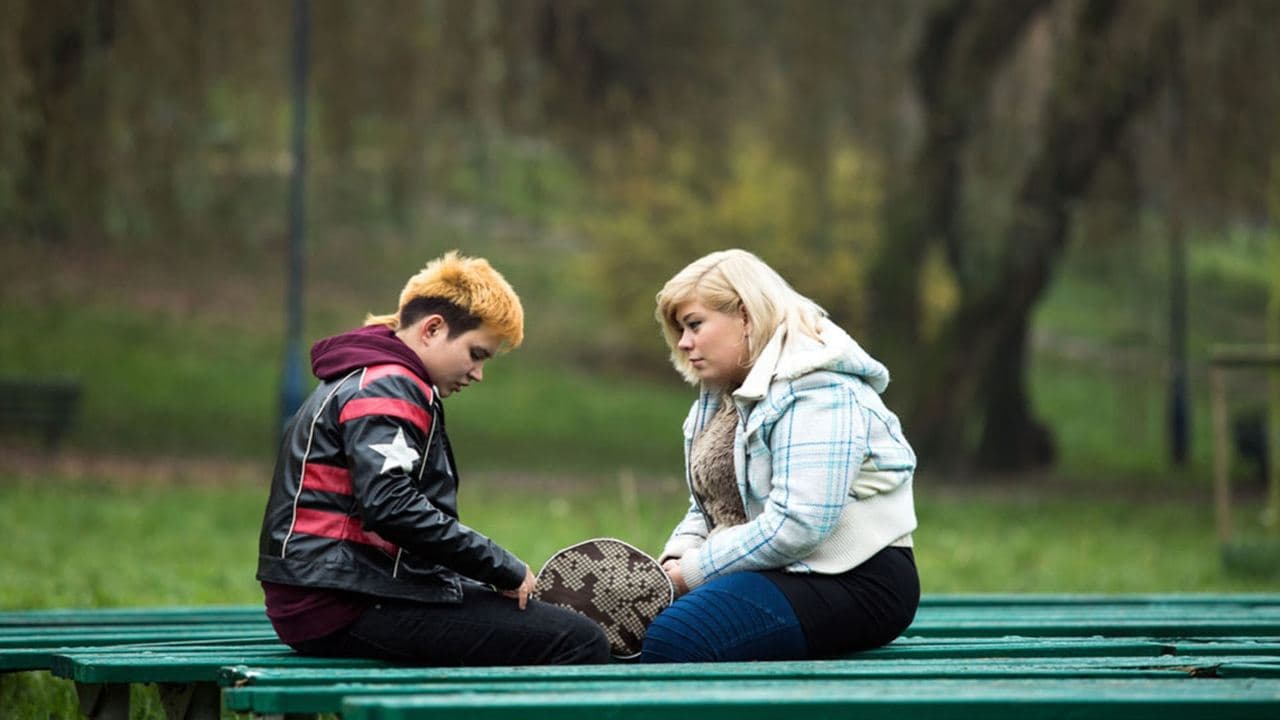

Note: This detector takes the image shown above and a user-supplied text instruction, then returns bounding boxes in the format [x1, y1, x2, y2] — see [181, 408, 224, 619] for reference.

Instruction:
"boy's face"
[420, 322, 502, 398]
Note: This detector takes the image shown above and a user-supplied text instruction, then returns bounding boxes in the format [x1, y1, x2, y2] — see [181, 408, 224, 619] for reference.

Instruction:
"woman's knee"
[639, 573, 806, 663]
[639, 603, 717, 662]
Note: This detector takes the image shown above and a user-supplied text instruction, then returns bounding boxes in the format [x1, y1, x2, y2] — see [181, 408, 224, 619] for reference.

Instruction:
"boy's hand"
[501, 567, 537, 610]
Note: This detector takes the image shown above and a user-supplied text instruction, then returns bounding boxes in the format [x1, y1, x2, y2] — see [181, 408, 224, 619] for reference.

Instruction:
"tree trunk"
[869, 0, 1049, 404]
[16, 0, 113, 241]
[910, 0, 1207, 471]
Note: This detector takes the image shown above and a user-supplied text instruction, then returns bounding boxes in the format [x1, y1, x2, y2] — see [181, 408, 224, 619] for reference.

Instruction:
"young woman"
[643, 249, 919, 662]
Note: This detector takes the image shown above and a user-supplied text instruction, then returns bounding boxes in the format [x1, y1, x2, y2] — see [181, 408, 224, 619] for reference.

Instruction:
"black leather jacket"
[257, 340, 526, 604]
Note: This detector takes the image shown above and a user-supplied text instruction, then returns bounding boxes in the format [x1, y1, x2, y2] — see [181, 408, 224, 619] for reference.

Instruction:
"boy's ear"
[420, 314, 447, 344]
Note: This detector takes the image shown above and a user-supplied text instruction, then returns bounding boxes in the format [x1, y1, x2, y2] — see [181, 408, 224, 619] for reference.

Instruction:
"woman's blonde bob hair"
[365, 250, 524, 349]
[655, 249, 827, 384]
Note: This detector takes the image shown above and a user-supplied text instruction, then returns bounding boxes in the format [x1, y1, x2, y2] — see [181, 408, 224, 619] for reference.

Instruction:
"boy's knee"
[549, 609, 611, 664]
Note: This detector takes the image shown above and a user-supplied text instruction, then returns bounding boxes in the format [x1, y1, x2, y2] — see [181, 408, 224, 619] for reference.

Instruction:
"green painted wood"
[339, 679, 1280, 720]
[0, 606, 265, 627]
[0, 622, 269, 640]
[217, 644, 1169, 689]
[0, 627, 276, 649]
[50, 650, 387, 684]
[223, 657, 1280, 714]
[1219, 662, 1280, 678]
[916, 593, 1280, 607]
[859, 637, 1171, 659]
[1167, 640, 1280, 656]
[0, 638, 284, 673]
[214, 638, 1171, 688]
[904, 617, 1280, 637]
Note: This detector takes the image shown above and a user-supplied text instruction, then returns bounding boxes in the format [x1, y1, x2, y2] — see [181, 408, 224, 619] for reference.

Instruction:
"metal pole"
[1167, 33, 1189, 467]
[280, 0, 311, 427]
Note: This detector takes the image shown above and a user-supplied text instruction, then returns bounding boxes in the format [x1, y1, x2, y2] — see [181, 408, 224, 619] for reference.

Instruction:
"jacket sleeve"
[659, 501, 708, 563]
[340, 375, 526, 590]
[679, 373, 866, 589]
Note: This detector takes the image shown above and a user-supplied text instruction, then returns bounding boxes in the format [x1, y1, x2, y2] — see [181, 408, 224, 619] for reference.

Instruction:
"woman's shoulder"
[768, 366, 865, 397]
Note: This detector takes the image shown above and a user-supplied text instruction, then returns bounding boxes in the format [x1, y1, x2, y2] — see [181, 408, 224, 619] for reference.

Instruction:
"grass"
[2, 468, 1275, 612]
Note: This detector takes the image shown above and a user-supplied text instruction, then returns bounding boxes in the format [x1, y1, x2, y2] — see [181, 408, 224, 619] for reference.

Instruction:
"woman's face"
[673, 299, 750, 388]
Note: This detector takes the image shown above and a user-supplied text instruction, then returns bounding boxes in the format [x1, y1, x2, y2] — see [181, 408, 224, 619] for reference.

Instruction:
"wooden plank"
[917, 594, 1280, 607]
[0, 627, 276, 649]
[905, 618, 1280, 637]
[223, 657, 1280, 715]
[0, 606, 265, 627]
[339, 679, 1280, 720]
[1167, 640, 1280, 657]
[50, 650, 386, 684]
[217, 641, 1169, 689]
[1219, 662, 1280, 678]
[0, 637, 284, 673]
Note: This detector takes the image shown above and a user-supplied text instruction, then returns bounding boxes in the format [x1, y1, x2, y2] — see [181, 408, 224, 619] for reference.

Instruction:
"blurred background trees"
[3, 0, 1279, 479]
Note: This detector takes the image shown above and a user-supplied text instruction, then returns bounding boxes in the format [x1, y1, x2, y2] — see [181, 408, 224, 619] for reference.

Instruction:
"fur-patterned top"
[689, 398, 746, 531]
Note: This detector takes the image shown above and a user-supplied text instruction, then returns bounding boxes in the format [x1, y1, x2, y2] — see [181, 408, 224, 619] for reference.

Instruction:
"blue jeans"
[639, 572, 807, 663]
[640, 547, 918, 662]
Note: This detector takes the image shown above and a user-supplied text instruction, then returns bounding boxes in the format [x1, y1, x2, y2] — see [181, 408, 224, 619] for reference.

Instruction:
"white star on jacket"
[369, 428, 420, 474]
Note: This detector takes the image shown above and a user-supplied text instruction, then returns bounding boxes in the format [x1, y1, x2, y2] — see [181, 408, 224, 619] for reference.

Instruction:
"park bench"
[4, 595, 1280, 720]
[0, 606, 277, 719]
[0, 378, 83, 451]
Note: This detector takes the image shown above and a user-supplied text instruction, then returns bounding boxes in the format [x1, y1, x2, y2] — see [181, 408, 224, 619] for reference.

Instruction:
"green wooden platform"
[338, 679, 1280, 720]
[3, 594, 1278, 719]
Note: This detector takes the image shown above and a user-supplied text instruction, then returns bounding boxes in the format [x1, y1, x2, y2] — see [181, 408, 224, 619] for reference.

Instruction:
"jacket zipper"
[392, 385, 439, 578]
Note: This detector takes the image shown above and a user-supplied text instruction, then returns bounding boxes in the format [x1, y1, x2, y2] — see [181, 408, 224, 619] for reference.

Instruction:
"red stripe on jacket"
[339, 397, 431, 434]
[361, 364, 433, 403]
[293, 506, 398, 556]
[301, 462, 352, 495]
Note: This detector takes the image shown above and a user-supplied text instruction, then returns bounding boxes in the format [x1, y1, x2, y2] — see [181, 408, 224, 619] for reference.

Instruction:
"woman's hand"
[663, 559, 690, 596]
[500, 566, 537, 610]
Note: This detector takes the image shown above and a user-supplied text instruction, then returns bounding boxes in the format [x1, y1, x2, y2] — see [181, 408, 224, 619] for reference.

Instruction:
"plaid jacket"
[661, 319, 917, 590]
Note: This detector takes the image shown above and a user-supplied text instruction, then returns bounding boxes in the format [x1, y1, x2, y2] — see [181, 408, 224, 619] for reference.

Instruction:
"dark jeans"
[292, 584, 610, 666]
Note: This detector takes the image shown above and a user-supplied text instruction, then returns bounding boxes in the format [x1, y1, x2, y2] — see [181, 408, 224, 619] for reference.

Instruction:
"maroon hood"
[310, 325, 432, 385]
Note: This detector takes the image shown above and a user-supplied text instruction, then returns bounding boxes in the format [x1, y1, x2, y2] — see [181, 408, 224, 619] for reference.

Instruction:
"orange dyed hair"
[365, 251, 524, 349]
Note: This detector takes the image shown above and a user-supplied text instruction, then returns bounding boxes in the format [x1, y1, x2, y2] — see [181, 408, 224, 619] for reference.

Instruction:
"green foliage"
[580, 131, 884, 369]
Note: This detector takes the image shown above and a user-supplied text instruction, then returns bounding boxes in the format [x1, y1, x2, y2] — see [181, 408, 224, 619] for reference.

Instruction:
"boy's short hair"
[366, 251, 524, 349]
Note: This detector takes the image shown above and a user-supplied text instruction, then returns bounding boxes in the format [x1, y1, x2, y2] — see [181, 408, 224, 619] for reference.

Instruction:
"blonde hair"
[655, 249, 826, 384]
[366, 251, 524, 349]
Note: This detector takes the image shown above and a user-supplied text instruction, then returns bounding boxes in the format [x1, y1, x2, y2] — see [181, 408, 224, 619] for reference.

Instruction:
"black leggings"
[764, 546, 919, 657]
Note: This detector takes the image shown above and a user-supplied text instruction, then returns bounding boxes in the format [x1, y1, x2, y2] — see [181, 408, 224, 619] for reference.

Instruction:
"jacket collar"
[730, 317, 891, 403]
[733, 324, 788, 402]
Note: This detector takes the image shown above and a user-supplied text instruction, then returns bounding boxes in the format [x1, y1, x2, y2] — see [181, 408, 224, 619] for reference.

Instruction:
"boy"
[257, 252, 608, 665]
